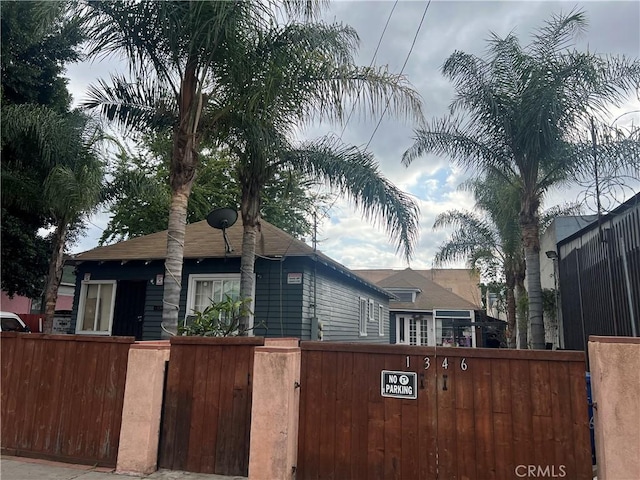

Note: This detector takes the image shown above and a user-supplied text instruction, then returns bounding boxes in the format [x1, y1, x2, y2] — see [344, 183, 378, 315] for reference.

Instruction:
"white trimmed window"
[368, 299, 375, 322]
[378, 304, 385, 336]
[396, 315, 429, 346]
[186, 274, 254, 331]
[359, 297, 367, 336]
[76, 281, 117, 335]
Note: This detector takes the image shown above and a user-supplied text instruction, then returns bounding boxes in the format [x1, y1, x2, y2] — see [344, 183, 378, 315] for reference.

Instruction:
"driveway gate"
[297, 342, 592, 480]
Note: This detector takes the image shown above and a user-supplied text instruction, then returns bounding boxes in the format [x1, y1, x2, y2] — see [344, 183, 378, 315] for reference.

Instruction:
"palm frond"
[82, 74, 177, 134]
[402, 117, 514, 179]
[285, 136, 419, 261]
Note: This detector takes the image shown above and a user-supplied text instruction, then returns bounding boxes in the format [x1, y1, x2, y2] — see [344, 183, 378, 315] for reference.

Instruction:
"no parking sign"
[380, 370, 417, 399]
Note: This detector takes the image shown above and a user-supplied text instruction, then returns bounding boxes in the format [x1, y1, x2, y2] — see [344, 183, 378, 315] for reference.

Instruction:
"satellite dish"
[207, 208, 238, 230]
[206, 207, 238, 253]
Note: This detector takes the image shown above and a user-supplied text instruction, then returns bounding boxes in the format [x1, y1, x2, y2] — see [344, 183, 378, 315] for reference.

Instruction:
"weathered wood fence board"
[0, 333, 133, 467]
[297, 342, 592, 480]
[158, 336, 264, 476]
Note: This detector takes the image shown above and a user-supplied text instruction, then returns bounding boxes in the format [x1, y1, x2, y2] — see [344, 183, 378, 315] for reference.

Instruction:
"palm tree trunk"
[516, 280, 528, 348]
[239, 177, 262, 333]
[505, 271, 517, 349]
[43, 223, 67, 333]
[161, 60, 200, 338]
[522, 219, 545, 349]
[162, 188, 192, 336]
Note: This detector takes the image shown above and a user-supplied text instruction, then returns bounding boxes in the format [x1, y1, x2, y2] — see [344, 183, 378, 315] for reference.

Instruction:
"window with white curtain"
[76, 281, 117, 335]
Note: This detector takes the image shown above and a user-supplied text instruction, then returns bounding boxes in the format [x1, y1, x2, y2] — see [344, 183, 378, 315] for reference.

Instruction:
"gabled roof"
[73, 219, 316, 261]
[71, 219, 391, 297]
[355, 268, 481, 306]
[354, 268, 478, 311]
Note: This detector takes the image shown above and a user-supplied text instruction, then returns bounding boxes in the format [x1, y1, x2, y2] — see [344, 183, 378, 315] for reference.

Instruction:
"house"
[0, 266, 76, 332]
[0, 266, 76, 314]
[354, 268, 503, 347]
[67, 219, 392, 342]
[552, 193, 640, 353]
[539, 214, 598, 348]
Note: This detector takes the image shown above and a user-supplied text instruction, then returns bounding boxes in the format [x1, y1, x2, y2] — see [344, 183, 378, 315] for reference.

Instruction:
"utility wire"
[339, 0, 399, 138]
[314, 1, 400, 215]
[364, 0, 432, 151]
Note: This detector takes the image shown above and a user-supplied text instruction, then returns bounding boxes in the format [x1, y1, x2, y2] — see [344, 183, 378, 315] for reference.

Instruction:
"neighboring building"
[354, 268, 502, 347]
[67, 219, 391, 342]
[555, 193, 640, 353]
[0, 266, 76, 314]
[539, 214, 598, 348]
[354, 268, 481, 306]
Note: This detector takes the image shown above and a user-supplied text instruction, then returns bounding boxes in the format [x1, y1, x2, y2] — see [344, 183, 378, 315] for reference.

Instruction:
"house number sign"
[381, 370, 417, 399]
[423, 356, 468, 371]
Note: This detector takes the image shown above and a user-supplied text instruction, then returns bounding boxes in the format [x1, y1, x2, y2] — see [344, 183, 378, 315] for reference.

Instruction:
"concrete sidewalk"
[0, 456, 247, 480]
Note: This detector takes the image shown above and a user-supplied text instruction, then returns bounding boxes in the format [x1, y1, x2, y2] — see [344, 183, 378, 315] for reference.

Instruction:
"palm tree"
[212, 21, 422, 327]
[83, 4, 423, 334]
[2, 105, 106, 331]
[432, 174, 523, 348]
[80, 1, 319, 336]
[402, 10, 639, 348]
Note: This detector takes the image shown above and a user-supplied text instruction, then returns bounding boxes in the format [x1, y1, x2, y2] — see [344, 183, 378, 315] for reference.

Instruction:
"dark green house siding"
[70, 254, 390, 342]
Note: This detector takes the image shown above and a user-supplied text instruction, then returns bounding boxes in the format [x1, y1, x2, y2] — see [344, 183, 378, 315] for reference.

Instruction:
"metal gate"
[297, 342, 592, 480]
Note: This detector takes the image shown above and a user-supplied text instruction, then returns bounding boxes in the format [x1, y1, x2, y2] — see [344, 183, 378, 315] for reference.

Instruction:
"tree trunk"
[239, 176, 262, 333]
[161, 60, 200, 337]
[161, 188, 192, 337]
[505, 271, 517, 349]
[521, 218, 545, 349]
[516, 280, 528, 349]
[43, 222, 67, 333]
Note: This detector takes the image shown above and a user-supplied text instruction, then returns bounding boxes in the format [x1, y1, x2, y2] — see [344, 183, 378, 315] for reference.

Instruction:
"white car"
[0, 311, 31, 332]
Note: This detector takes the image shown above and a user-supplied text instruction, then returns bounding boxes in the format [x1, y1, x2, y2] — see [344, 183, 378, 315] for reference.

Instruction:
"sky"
[66, 0, 640, 270]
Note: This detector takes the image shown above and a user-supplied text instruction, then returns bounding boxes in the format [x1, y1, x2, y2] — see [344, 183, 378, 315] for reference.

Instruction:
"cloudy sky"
[66, 0, 640, 269]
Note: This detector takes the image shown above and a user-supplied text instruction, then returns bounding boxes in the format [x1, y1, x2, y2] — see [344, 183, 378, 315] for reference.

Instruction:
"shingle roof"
[71, 219, 391, 297]
[72, 219, 316, 261]
[354, 268, 478, 311]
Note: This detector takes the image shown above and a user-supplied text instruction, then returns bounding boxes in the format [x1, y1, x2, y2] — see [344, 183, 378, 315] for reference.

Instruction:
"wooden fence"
[0, 333, 133, 467]
[297, 342, 592, 480]
[158, 336, 265, 476]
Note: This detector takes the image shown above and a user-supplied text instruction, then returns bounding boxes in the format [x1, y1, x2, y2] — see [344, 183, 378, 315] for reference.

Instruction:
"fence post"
[589, 336, 640, 480]
[248, 339, 301, 480]
[116, 341, 170, 475]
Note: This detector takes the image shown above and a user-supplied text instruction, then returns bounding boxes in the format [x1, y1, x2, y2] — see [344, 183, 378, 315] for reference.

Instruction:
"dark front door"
[112, 280, 146, 339]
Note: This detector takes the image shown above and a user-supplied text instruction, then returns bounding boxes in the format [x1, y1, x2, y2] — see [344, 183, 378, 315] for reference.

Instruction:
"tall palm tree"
[81, 1, 320, 336]
[403, 10, 639, 348]
[432, 175, 523, 348]
[2, 105, 106, 331]
[212, 21, 422, 327]
[83, 4, 423, 334]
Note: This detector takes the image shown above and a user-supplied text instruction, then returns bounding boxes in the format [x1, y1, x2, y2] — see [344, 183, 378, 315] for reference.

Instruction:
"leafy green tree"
[1, 1, 85, 299]
[2, 105, 107, 329]
[81, 1, 333, 336]
[403, 10, 639, 348]
[83, 2, 423, 335]
[1, 1, 82, 111]
[101, 139, 326, 244]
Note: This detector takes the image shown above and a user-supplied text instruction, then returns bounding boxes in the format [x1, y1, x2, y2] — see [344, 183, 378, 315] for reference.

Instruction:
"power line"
[365, 0, 432, 151]
[339, 0, 399, 138]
